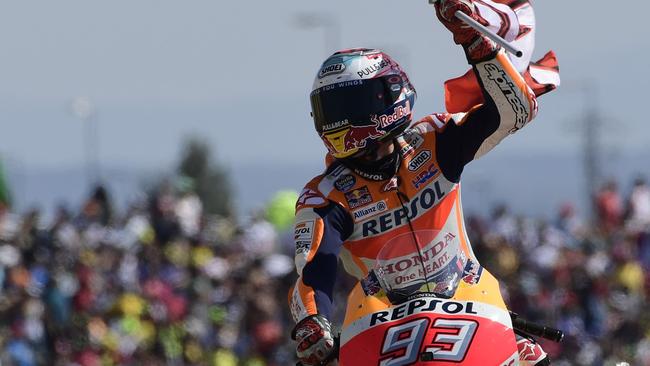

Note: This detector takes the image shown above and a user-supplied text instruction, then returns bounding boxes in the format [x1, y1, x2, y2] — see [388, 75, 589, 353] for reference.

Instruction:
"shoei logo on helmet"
[371, 100, 412, 128]
[322, 122, 386, 158]
[319, 63, 346, 78]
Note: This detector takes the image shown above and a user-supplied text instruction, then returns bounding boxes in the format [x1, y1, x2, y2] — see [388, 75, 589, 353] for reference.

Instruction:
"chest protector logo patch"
[345, 186, 373, 209]
[408, 150, 432, 172]
[352, 200, 388, 222]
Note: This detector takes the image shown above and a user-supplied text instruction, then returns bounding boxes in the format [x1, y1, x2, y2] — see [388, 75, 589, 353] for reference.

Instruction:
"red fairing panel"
[340, 299, 518, 365]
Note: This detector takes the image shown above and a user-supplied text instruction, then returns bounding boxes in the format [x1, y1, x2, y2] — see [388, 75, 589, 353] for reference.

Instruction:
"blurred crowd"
[0, 183, 297, 366]
[0, 176, 649, 366]
[469, 177, 650, 365]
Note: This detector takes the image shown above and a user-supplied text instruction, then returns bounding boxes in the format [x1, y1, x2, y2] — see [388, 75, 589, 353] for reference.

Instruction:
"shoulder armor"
[296, 161, 351, 212]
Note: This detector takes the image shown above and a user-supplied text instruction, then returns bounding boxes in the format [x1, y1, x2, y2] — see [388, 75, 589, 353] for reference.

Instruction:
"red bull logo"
[322, 122, 386, 158]
[370, 100, 411, 128]
[345, 186, 373, 209]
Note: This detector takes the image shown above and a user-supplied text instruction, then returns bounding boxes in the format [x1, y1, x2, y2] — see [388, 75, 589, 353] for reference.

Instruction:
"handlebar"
[510, 312, 564, 343]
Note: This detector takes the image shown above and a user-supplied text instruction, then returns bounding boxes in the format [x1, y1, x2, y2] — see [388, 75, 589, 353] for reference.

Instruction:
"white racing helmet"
[310, 48, 417, 160]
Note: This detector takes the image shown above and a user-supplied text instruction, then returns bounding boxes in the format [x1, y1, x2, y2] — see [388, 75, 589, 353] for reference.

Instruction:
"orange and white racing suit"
[289, 49, 538, 322]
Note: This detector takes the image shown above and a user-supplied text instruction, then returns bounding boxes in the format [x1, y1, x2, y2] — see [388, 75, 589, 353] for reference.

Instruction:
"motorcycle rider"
[290, 0, 553, 364]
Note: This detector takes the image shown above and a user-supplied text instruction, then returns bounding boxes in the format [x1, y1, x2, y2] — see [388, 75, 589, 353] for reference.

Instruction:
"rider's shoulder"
[296, 160, 352, 211]
[411, 112, 468, 134]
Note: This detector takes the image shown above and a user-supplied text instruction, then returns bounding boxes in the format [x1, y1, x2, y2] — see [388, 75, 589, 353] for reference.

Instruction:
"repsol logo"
[354, 169, 384, 181]
[370, 298, 478, 326]
[483, 63, 529, 131]
[362, 181, 447, 237]
[408, 150, 432, 171]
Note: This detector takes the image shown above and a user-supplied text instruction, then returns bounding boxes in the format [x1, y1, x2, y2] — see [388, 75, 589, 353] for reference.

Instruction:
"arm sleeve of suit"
[435, 49, 538, 182]
[288, 200, 353, 323]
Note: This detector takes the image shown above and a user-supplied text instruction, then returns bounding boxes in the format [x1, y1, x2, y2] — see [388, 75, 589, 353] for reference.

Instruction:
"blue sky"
[0, 0, 648, 215]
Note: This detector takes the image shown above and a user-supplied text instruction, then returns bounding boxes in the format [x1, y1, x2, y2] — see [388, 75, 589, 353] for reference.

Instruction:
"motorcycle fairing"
[340, 267, 519, 365]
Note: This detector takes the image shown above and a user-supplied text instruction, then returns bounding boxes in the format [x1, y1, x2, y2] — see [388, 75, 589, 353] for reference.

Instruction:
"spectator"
[174, 177, 203, 238]
[626, 177, 650, 230]
[595, 180, 624, 233]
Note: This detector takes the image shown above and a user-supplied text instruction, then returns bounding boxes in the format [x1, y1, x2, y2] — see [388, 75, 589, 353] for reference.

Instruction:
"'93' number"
[379, 318, 478, 366]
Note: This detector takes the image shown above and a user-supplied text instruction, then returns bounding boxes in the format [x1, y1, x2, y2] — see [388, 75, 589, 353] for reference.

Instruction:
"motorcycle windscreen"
[374, 230, 466, 304]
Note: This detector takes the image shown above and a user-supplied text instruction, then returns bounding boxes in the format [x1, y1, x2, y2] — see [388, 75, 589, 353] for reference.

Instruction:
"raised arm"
[432, 0, 537, 182]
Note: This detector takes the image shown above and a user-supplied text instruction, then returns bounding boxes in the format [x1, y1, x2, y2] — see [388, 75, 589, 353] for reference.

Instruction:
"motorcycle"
[300, 229, 563, 365]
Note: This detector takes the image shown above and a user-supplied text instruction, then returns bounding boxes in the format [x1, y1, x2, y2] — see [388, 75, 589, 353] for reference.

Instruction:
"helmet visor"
[310, 75, 404, 132]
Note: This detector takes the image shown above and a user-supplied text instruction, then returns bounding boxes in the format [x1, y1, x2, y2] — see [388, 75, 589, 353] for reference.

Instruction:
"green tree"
[177, 138, 233, 217]
[0, 158, 11, 208]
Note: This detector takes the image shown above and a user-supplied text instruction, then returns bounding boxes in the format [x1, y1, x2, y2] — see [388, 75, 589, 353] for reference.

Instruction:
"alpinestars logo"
[297, 188, 325, 207]
[483, 63, 529, 132]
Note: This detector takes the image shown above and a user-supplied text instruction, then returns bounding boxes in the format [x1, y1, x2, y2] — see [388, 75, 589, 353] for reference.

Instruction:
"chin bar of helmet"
[429, 0, 524, 58]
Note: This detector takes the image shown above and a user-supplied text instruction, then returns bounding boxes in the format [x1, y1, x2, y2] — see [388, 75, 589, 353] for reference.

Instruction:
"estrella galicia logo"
[334, 174, 356, 192]
[345, 186, 373, 209]
[408, 150, 432, 172]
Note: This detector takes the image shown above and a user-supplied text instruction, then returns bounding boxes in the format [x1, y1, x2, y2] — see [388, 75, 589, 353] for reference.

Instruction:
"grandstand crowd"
[0, 177, 649, 365]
